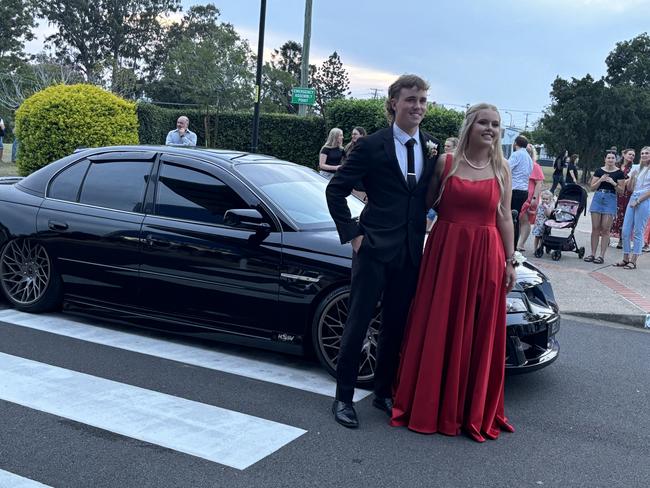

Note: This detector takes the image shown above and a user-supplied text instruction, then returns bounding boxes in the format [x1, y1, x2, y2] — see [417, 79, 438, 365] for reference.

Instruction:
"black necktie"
[405, 138, 416, 190]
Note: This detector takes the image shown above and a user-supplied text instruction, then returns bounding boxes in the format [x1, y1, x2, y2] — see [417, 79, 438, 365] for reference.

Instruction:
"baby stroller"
[534, 184, 588, 261]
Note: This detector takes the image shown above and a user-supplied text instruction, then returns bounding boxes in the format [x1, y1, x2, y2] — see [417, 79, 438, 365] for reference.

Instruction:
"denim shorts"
[589, 190, 617, 215]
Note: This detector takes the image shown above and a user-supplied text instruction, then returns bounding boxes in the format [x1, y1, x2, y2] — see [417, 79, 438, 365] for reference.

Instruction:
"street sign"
[291, 87, 316, 105]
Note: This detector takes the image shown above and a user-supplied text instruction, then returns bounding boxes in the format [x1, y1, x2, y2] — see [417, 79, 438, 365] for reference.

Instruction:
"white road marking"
[0, 469, 52, 487]
[0, 309, 370, 401]
[0, 352, 306, 470]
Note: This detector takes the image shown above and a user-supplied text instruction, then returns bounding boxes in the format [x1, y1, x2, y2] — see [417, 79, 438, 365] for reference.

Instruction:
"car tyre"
[0, 239, 62, 313]
[311, 285, 380, 388]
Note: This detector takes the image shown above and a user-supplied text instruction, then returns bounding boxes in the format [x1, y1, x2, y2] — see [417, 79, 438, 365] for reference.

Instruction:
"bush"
[137, 103, 326, 168]
[325, 98, 464, 142]
[15, 84, 138, 175]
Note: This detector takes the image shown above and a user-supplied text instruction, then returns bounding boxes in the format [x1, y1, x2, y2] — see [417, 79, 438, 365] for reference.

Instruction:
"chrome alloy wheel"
[317, 291, 381, 383]
[1, 240, 51, 305]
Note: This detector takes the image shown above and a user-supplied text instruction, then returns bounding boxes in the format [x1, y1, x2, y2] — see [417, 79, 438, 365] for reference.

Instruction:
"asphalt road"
[0, 308, 648, 488]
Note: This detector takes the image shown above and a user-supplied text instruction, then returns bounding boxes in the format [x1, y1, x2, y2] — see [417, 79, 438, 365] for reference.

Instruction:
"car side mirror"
[224, 209, 270, 230]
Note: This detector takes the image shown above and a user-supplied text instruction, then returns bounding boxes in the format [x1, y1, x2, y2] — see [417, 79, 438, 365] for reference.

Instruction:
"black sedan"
[0, 146, 559, 384]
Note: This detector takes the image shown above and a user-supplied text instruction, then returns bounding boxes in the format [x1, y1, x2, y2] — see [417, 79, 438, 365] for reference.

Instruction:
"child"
[532, 190, 554, 252]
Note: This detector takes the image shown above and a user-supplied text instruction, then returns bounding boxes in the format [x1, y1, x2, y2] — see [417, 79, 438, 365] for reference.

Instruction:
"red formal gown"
[391, 158, 514, 442]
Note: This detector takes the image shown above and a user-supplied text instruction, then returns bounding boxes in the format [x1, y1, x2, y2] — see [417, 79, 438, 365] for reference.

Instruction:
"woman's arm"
[589, 174, 604, 191]
[319, 153, 340, 172]
[496, 164, 517, 293]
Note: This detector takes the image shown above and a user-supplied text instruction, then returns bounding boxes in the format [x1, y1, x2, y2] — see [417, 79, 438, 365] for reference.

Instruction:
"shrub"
[15, 84, 138, 175]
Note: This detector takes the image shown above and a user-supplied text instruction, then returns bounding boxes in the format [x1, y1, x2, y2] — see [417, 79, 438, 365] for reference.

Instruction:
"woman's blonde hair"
[322, 128, 343, 151]
[526, 143, 538, 162]
[435, 103, 508, 213]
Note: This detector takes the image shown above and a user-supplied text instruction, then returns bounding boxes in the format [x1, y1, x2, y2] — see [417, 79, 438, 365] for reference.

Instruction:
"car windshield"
[236, 163, 364, 230]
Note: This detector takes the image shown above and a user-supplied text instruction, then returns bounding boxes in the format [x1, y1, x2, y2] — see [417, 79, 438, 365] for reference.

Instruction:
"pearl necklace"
[463, 151, 490, 170]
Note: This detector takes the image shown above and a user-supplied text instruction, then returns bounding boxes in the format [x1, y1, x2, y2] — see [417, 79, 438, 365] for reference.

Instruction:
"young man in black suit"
[326, 74, 441, 428]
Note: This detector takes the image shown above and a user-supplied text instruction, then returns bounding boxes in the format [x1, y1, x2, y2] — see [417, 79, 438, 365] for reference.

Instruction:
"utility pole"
[524, 113, 530, 131]
[251, 0, 266, 153]
[298, 0, 312, 116]
[369, 88, 380, 99]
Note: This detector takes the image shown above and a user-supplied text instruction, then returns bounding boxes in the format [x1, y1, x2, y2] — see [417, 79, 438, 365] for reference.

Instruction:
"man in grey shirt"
[508, 135, 533, 248]
[165, 116, 197, 146]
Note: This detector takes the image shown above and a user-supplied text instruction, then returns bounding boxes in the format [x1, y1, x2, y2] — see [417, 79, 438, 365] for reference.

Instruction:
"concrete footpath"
[520, 191, 650, 329]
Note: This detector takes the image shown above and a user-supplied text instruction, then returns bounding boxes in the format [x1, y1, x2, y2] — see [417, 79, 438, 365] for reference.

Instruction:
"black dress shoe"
[332, 400, 359, 428]
[372, 396, 393, 416]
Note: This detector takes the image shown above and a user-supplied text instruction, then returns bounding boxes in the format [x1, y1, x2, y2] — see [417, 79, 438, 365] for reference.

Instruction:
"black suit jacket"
[326, 126, 440, 265]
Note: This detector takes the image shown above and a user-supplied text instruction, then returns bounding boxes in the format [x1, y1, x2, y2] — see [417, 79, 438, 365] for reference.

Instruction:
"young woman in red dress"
[391, 103, 517, 443]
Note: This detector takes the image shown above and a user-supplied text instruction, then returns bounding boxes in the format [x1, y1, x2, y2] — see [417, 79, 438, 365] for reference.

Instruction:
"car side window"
[155, 163, 248, 225]
[48, 159, 91, 202]
[79, 161, 152, 212]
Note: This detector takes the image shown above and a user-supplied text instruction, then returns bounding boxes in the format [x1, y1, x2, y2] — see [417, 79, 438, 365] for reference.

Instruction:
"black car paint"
[0, 145, 559, 372]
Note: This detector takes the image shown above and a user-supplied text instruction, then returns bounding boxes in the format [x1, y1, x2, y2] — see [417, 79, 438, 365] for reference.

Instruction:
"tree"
[35, 0, 180, 88]
[606, 33, 650, 88]
[270, 41, 303, 80]
[312, 52, 350, 114]
[0, 55, 84, 111]
[0, 0, 36, 70]
[146, 4, 254, 110]
[537, 74, 650, 179]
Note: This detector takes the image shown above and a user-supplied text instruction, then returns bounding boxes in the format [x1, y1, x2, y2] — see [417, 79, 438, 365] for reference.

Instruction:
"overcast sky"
[29, 0, 650, 129]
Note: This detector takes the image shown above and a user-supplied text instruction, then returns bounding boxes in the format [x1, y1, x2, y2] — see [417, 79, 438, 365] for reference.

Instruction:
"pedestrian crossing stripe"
[0, 309, 370, 401]
[0, 352, 306, 470]
[0, 469, 53, 488]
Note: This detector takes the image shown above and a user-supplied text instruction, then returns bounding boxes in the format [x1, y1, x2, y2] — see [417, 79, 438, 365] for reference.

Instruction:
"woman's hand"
[504, 263, 517, 292]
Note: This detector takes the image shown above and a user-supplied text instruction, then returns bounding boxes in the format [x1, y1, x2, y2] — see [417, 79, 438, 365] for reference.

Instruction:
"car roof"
[17, 145, 298, 197]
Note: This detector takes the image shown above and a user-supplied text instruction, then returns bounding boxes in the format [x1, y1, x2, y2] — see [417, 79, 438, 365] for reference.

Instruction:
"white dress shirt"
[393, 124, 423, 183]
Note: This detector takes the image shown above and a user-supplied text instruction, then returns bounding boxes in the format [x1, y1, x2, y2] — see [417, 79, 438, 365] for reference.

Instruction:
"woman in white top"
[616, 146, 650, 269]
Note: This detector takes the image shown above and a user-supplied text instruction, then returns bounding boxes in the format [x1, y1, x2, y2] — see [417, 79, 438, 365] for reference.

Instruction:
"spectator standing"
[165, 116, 197, 146]
[616, 146, 650, 269]
[319, 128, 344, 180]
[550, 150, 567, 194]
[517, 144, 545, 251]
[565, 154, 580, 184]
[508, 135, 533, 248]
[343, 127, 367, 201]
[611, 148, 635, 248]
[584, 151, 626, 264]
[532, 190, 554, 252]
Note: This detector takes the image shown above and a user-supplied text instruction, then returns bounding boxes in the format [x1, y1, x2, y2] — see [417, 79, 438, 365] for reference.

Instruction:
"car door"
[36, 151, 156, 305]
[138, 154, 282, 337]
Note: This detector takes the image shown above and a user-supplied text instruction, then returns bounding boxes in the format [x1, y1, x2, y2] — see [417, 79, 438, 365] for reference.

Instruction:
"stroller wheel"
[551, 250, 562, 261]
[577, 247, 585, 259]
[545, 246, 550, 254]
[534, 247, 544, 258]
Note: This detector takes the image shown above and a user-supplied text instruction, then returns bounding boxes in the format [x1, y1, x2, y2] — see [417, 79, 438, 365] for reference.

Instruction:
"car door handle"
[144, 234, 172, 248]
[48, 220, 69, 231]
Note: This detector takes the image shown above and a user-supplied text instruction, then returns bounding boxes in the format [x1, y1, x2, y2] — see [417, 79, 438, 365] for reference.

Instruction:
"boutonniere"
[426, 140, 438, 158]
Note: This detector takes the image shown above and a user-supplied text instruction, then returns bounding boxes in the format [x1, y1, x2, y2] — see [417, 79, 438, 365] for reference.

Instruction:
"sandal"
[583, 255, 595, 262]
[593, 256, 604, 264]
[614, 260, 629, 267]
[623, 262, 637, 270]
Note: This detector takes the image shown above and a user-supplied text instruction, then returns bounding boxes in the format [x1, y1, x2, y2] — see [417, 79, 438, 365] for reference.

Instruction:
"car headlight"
[506, 296, 528, 313]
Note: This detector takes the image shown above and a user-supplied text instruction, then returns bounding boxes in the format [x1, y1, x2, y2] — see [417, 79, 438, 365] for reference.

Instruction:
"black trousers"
[512, 189, 529, 248]
[335, 242, 420, 403]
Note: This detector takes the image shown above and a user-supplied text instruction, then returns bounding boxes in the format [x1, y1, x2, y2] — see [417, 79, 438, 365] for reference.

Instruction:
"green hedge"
[15, 84, 138, 175]
[137, 100, 464, 170]
[325, 98, 464, 142]
[137, 103, 326, 168]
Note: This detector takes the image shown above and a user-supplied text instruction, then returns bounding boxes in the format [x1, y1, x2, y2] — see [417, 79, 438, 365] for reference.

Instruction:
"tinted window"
[236, 163, 364, 229]
[79, 161, 152, 212]
[155, 163, 247, 225]
[48, 159, 90, 201]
